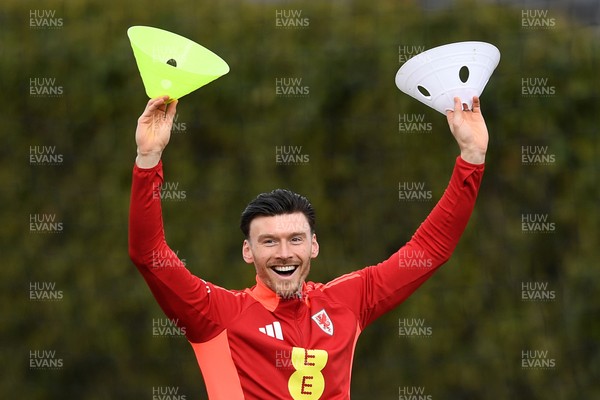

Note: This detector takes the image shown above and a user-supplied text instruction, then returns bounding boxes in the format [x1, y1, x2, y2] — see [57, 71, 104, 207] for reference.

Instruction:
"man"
[129, 95, 487, 399]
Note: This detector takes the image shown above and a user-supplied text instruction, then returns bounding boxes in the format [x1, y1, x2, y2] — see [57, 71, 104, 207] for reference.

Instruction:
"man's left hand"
[446, 96, 488, 165]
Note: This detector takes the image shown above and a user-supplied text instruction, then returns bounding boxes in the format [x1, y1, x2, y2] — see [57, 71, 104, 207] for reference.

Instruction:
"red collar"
[246, 276, 309, 312]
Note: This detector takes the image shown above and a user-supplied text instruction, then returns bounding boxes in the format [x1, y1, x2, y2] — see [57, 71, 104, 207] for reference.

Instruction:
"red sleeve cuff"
[133, 160, 164, 181]
[456, 155, 485, 169]
[134, 159, 163, 172]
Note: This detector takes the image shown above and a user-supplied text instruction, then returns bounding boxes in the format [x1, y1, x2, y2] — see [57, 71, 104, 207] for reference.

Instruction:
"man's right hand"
[135, 96, 178, 168]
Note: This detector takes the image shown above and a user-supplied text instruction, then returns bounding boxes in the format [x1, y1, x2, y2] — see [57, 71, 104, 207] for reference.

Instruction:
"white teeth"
[273, 265, 297, 272]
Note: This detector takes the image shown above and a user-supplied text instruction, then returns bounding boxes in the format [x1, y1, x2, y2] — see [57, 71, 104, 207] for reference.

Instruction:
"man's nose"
[276, 241, 291, 259]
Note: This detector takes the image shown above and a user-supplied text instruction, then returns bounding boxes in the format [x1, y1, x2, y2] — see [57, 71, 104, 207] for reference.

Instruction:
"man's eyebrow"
[289, 231, 307, 238]
[256, 232, 307, 241]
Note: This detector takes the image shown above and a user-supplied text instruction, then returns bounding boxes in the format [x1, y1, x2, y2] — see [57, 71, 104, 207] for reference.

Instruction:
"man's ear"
[242, 239, 254, 264]
[310, 233, 319, 259]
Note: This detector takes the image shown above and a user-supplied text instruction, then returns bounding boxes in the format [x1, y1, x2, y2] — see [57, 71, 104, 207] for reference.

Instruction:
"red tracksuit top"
[129, 156, 484, 399]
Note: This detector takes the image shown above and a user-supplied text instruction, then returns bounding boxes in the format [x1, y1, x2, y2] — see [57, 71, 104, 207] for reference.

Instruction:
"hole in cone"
[459, 66, 469, 83]
[417, 85, 431, 99]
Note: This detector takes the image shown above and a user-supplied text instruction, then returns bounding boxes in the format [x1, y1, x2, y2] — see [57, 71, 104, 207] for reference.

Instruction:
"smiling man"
[241, 192, 319, 299]
[129, 95, 487, 399]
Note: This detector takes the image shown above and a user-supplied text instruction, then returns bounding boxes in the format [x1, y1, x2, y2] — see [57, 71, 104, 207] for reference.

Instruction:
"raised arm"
[129, 96, 177, 264]
[399, 96, 488, 267]
[324, 96, 488, 327]
[128, 97, 239, 343]
[404, 95, 488, 261]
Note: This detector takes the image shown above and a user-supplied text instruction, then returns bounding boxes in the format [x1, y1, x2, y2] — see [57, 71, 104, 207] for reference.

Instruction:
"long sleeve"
[128, 161, 241, 342]
[323, 156, 485, 329]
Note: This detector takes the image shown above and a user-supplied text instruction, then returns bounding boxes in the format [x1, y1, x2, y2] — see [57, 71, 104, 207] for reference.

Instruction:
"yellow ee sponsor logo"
[288, 347, 328, 399]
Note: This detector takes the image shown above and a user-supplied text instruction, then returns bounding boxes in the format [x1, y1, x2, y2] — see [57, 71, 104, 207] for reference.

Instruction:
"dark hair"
[240, 189, 315, 238]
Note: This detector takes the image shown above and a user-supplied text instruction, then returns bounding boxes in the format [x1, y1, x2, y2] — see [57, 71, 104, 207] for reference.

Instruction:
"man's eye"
[291, 237, 303, 243]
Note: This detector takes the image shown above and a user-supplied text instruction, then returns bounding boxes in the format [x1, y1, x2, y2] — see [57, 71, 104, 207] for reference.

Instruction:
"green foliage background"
[1, 0, 598, 398]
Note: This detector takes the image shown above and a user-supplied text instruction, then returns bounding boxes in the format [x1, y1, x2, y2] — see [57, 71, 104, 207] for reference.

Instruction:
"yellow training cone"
[127, 26, 230, 100]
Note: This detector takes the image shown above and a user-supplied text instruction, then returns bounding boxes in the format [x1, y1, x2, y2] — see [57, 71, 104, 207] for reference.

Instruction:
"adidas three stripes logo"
[258, 321, 284, 340]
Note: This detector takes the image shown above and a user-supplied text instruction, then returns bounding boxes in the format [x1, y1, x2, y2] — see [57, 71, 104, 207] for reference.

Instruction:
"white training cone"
[395, 41, 500, 114]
